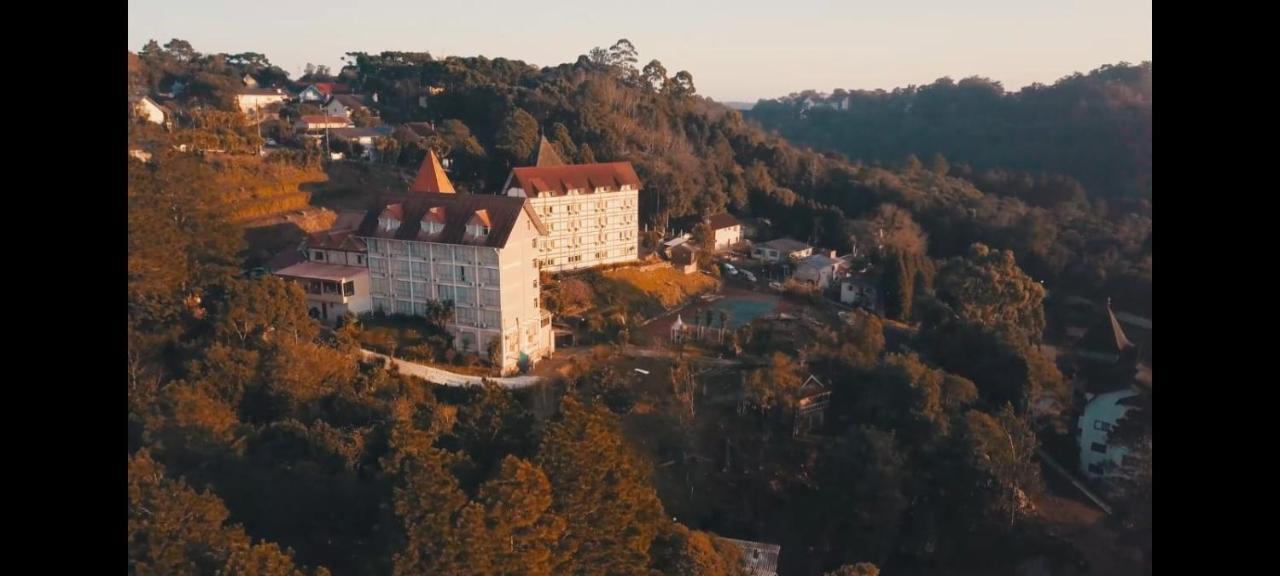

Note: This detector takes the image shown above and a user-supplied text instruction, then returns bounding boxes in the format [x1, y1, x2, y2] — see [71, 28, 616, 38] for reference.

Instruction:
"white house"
[236, 87, 287, 112]
[706, 212, 743, 251]
[296, 115, 354, 131]
[792, 253, 845, 289]
[752, 238, 813, 263]
[1078, 388, 1145, 481]
[131, 96, 167, 125]
[323, 94, 370, 118]
[840, 278, 877, 307]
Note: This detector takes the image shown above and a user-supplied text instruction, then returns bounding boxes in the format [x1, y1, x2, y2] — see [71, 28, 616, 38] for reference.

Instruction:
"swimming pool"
[701, 297, 778, 328]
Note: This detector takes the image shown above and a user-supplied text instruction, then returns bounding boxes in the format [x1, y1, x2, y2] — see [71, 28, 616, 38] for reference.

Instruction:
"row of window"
[369, 259, 502, 284]
[547, 231, 635, 248]
[371, 278, 503, 306]
[307, 250, 366, 266]
[294, 279, 356, 297]
[536, 196, 635, 214]
[366, 239, 500, 265]
[548, 218, 635, 232]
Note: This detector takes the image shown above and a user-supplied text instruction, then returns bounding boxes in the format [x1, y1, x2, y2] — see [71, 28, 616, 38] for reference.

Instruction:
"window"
[379, 218, 400, 232]
[456, 306, 477, 324]
[366, 238, 383, 255]
[395, 300, 412, 315]
[394, 279, 410, 295]
[322, 281, 338, 294]
[479, 249, 499, 266]
[457, 266, 469, 282]
[371, 278, 389, 295]
[312, 250, 326, 261]
[1093, 420, 1113, 432]
[482, 289, 500, 307]
[481, 310, 500, 327]
[389, 241, 405, 256]
[455, 287, 475, 307]
[437, 284, 456, 302]
[411, 261, 427, 277]
[372, 297, 389, 312]
[393, 259, 410, 277]
[369, 257, 388, 274]
[435, 263, 455, 282]
[356, 255, 365, 265]
[1087, 463, 1105, 475]
[413, 301, 427, 316]
[411, 281, 426, 299]
[1091, 442, 1108, 454]
[480, 268, 499, 284]
[307, 281, 322, 295]
[343, 281, 355, 297]
[532, 238, 538, 248]
[408, 243, 423, 258]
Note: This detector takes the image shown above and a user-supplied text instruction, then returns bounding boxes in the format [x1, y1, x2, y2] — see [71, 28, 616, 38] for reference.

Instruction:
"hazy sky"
[127, 0, 1151, 102]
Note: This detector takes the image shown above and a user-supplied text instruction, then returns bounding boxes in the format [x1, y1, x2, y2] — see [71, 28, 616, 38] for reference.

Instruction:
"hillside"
[747, 62, 1152, 205]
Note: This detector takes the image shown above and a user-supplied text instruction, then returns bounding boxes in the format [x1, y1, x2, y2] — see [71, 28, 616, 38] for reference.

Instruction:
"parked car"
[768, 281, 783, 291]
[741, 271, 757, 282]
[722, 263, 738, 275]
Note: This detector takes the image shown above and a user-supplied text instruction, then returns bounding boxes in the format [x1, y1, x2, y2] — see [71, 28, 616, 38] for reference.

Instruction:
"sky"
[127, 0, 1151, 103]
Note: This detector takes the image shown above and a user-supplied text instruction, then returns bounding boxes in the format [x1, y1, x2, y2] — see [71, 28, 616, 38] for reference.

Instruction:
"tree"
[742, 352, 804, 411]
[389, 424, 486, 576]
[641, 60, 668, 93]
[952, 405, 1042, 529]
[933, 243, 1046, 347]
[494, 108, 539, 168]
[928, 153, 950, 176]
[607, 39, 639, 71]
[129, 450, 314, 575]
[477, 456, 567, 576]
[650, 524, 747, 576]
[671, 71, 697, 97]
[163, 38, 198, 62]
[213, 277, 319, 347]
[535, 397, 665, 575]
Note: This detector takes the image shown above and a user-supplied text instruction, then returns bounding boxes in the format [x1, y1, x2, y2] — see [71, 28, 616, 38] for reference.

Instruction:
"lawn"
[599, 265, 720, 317]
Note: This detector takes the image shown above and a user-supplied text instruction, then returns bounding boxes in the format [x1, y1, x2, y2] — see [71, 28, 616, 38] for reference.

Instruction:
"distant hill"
[748, 62, 1152, 203]
[719, 100, 755, 111]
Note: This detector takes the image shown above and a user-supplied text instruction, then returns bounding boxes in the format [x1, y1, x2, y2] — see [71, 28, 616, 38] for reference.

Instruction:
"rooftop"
[719, 538, 781, 576]
[707, 212, 742, 230]
[759, 237, 812, 253]
[274, 262, 368, 281]
[358, 192, 545, 249]
[507, 162, 642, 197]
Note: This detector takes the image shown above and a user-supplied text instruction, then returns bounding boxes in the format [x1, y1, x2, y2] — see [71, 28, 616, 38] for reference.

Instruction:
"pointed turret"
[410, 149, 456, 194]
[530, 135, 565, 167]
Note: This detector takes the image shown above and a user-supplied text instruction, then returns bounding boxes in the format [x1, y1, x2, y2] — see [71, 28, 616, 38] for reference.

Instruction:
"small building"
[752, 237, 813, 263]
[793, 375, 832, 437]
[274, 261, 371, 324]
[706, 212, 743, 251]
[661, 233, 691, 257]
[236, 87, 287, 112]
[670, 314, 687, 343]
[130, 95, 167, 125]
[323, 94, 372, 118]
[840, 277, 878, 308]
[1078, 387, 1145, 482]
[296, 115, 354, 131]
[719, 538, 781, 576]
[329, 126, 394, 159]
[298, 82, 350, 103]
[670, 244, 698, 275]
[792, 253, 844, 289]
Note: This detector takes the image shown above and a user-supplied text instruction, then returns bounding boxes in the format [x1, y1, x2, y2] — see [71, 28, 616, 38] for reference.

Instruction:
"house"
[242, 74, 259, 88]
[323, 94, 371, 118]
[661, 233, 692, 257]
[273, 257, 371, 324]
[792, 253, 845, 289]
[359, 151, 554, 374]
[719, 538, 781, 576]
[752, 238, 812, 263]
[298, 82, 350, 103]
[236, 87, 287, 112]
[1078, 387, 1145, 482]
[296, 115, 354, 131]
[502, 160, 642, 272]
[670, 244, 698, 275]
[329, 126, 394, 159]
[130, 95, 167, 125]
[706, 212, 743, 251]
[793, 375, 832, 437]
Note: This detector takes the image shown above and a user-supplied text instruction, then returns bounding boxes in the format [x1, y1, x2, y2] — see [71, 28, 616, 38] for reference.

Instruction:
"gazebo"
[670, 314, 686, 343]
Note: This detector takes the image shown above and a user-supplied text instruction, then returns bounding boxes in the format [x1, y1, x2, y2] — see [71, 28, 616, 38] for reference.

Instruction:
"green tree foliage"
[743, 352, 804, 410]
[477, 456, 567, 576]
[933, 243, 1046, 346]
[650, 524, 747, 576]
[535, 397, 665, 575]
[494, 108, 539, 169]
[950, 405, 1042, 530]
[129, 450, 315, 576]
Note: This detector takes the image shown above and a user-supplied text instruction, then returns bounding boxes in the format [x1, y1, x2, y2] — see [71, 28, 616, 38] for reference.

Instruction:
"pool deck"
[639, 286, 798, 341]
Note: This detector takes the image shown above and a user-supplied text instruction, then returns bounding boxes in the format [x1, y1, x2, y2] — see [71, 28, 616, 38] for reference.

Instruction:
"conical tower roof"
[410, 149, 456, 194]
[530, 135, 565, 167]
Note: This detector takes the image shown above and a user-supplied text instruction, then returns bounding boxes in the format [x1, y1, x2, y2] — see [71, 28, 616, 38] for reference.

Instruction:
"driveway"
[360, 349, 542, 389]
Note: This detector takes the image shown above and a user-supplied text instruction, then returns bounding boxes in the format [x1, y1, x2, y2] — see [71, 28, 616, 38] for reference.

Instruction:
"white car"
[741, 271, 757, 282]
[722, 263, 738, 275]
[768, 281, 783, 291]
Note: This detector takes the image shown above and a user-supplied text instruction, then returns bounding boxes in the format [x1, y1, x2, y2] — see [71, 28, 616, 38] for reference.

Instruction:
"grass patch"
[599, 265, 719, 317]
[354, 313, 498, 377]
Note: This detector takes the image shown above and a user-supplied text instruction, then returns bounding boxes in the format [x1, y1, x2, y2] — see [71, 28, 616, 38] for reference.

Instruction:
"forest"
[129, 39, 1151, 576]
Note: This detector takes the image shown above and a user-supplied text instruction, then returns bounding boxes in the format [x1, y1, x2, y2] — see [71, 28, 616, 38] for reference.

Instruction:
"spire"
[410, 149, 456, 194]
[1106, 298, 1135, 352]
[531, 135, 565, 167]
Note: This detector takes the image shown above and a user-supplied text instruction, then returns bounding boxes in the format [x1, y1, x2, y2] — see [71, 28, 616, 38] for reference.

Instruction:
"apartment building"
[502, 160, 642, 272]
[274, 229, 371, 324]
[359, 151, 553, 374]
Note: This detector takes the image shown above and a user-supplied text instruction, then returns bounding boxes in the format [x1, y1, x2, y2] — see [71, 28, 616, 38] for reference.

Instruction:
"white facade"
[1078, 388, 1141, 481]
[364, 210, 554, 374]
[299, 86, 327, 103]
[712, 225, 742, 251]
[274, 262, 371, 324]
[510, 187, 640, 272]
[323, 99, 351, 118]
[237, 92, 287, 112]
[133, 97, 166, 124]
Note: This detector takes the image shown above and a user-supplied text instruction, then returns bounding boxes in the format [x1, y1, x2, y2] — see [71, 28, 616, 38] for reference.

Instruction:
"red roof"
[359, 193, 546, 249]
[410, 150, 456, 194]
[507, 162, 642, 196]
[706, 212, 742, 230]
[309, 82, 350, 95]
